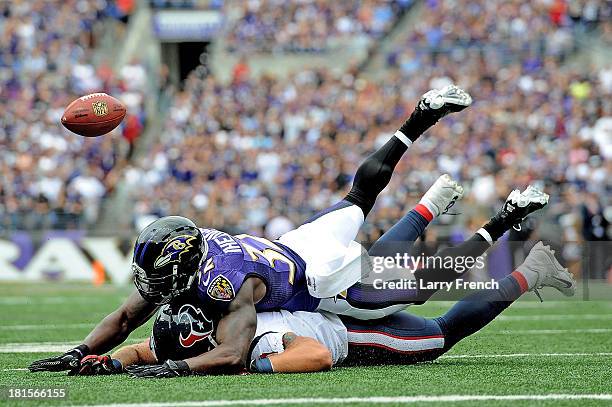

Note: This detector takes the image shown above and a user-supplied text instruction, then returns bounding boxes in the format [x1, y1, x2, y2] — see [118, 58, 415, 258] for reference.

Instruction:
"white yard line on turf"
[440, 352, 612, 359]
[0, 297, 115, 305]
[0, 341, 83, 353]
[0, 339, 148, 353]
[4, 323, 93, 330]
[497, 314, 612, 321]
[5, 353, 612, 371]
[2, 328, 608, 354]
[68, 394, 612, 407]
[2, 314, 612, 334]
[490, 328, 612, 335]
[429, 301, 612, 309]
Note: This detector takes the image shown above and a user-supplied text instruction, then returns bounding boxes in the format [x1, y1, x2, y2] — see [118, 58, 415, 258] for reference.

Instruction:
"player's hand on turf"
[68, 355, 122, 376]
[29, 345, 89, 372]
[126, 360, 190, 378]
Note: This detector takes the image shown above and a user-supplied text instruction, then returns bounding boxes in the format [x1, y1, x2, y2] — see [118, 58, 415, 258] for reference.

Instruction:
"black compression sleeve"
[344, 136, 408, 217]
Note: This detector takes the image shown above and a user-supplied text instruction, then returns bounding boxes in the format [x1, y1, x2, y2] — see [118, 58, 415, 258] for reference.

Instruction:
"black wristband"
[250, 357, 274, 373]
[170, 360, 190, 373]
[176, 360, 189, 370]
[111, 358, 124, 372]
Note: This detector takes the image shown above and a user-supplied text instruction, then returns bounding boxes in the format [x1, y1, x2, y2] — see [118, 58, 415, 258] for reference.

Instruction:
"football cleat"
[517, 241, 576, 301]
[494, 185, 549, 231]
[420, 174, 464, 217]
[419, 84, 473, 118]
[400, 85, 472, 136]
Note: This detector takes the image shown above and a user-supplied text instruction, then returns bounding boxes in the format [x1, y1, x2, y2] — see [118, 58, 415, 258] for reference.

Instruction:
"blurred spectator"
[127, 0, 610, 251]
[123, 114, 144, 160]
[225, 0, 411, 53]
[0, 0, 146, 231]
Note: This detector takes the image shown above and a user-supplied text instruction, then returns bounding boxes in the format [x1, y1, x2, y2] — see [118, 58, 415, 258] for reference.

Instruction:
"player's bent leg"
[340, 312, 446, 366]
[285, 171, 464, 299]
[280, 86, 471, 298]
[277, 200, 367, 298]
[326, 175, 464, 315]
[413, 184, 551, 303]
[435, 242, 576, 349]
[345, 86, 471, 218]
[341, 244, 576, 366]
[321, 234, 490, 317]
[340, 272, 526, 367]
[299, 200, 365, 248]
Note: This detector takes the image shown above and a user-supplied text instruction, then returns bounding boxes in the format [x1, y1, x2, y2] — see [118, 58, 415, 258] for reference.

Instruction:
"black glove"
[68, 355, 122, 376]
[126, 360, 190, 378]
[29, 344, 89, 372]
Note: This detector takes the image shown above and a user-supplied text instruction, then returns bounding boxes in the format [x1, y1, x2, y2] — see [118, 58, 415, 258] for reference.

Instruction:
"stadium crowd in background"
[1, 0, 609, 276]
[225, 0, 413, 52]
[128, 0, 610, 268]
[0, 0, 146, 230]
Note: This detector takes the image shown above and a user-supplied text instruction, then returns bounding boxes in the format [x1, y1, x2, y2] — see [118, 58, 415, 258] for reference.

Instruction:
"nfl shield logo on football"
[91, 100, 108, 116]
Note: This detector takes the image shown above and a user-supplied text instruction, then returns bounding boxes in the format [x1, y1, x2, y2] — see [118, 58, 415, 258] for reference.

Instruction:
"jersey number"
[235, 234, 296, 285]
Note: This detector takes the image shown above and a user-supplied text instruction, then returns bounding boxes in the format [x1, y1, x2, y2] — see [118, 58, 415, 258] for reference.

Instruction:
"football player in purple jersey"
[40, 164, 562, 377]
[29, 85, 473, 376]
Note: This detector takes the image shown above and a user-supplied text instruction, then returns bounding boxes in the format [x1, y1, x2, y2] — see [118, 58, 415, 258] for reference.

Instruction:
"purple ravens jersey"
[195, 228, 320, 313]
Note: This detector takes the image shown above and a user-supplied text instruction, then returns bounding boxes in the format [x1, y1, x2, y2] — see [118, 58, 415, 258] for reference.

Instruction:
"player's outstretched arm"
[126, 278, 261, 378]
[29, 289, 157, 372]
[83, 289, 158, 353]
[251, 332, 333, 374]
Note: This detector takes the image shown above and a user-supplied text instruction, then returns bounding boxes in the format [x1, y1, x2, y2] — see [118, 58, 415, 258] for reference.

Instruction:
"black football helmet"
[150, 301, 220, 362]
[132, 216, 208, 305]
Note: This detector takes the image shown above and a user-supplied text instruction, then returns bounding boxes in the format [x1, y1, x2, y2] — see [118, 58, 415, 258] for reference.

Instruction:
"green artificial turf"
[0, 283, 610, 406]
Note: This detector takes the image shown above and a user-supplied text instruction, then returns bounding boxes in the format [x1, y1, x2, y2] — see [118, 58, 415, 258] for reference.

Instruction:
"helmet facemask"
[132, 235, 208, 305]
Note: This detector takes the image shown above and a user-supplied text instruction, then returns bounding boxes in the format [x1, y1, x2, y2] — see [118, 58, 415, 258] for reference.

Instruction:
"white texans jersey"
[249, 310, 348, 366]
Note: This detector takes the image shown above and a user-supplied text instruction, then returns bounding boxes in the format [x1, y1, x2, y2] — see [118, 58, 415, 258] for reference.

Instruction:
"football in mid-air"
[61, 92, 126, 137]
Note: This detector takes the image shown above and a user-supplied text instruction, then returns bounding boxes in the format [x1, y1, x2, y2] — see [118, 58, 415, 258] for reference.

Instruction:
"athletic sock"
[512, 268, 537, 292]
[392, 130, 413, 148]
[368, 208, 430, 256]
[398, 106, 437, 142]
[345, 207, 432, 309]
[480, 216, 509, 241]
[415, 201, 436, 220]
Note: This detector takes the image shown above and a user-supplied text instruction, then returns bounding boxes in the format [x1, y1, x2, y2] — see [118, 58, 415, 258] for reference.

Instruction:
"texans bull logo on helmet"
[177, 304, 215, 348]
[154, 235, 197, 269]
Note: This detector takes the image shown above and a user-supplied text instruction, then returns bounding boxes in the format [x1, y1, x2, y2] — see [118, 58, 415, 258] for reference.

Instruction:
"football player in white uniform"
[69, 182, 574, 376]
[71, 241, 574, 376]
